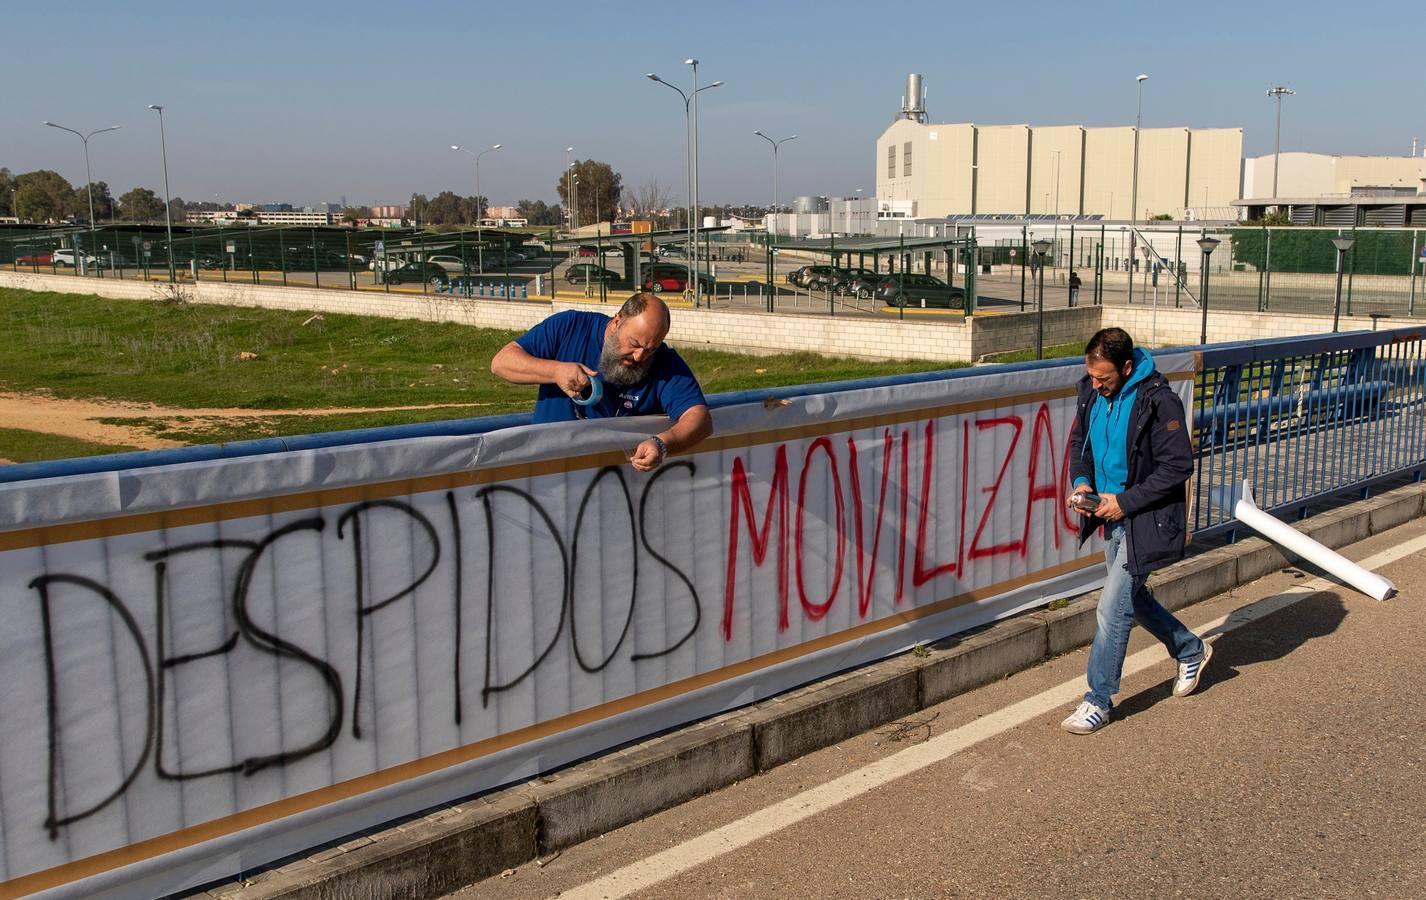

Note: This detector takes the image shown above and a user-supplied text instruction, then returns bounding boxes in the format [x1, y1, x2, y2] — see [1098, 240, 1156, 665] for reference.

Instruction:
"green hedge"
[1229, 228, 1418, 276]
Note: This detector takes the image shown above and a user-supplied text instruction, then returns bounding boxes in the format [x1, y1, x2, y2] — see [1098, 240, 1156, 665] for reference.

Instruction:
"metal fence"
[0, 223, 558, 297]
[1003, 224, 1426, 318]
[1192, 327, 1426, 539]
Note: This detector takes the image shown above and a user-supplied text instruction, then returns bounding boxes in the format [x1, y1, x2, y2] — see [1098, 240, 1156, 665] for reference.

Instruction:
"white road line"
[559, 533, 1426, 900]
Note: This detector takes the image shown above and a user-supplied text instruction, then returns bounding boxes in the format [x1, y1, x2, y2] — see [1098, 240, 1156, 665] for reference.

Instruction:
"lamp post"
[148, 105, 176, 282]
[1331, 235, 1355, 332]
[1267, 86, 1294, 202]
[1032, 238, 1051, 360]
[564, 147, 574, 232]
[1197, 235, 1220, 345]
[451, 142, 501, 273]
[752, 131, 796, 214]
[1051, 148, 1063, 250]
[1130, 74, 1147, 226]
[43, 120, 121, 274]
[647, 67, 722, 307]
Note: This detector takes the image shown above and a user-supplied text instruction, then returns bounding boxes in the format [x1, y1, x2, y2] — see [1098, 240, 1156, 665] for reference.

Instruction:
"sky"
[2, 0, 1421, 210]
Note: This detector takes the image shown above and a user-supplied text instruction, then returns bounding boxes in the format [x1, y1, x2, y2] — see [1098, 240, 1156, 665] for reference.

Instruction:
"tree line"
[1, 158, 778, 230]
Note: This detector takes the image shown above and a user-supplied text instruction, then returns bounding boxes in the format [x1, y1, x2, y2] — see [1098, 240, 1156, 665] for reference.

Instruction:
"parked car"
[566, 263, 622, 285]
[787, 264, 839, 288]
[575, 244, 624, 259]
[642, 263, 714, 295]
[874, 273, 965, 309]
[15, 252, 53, 266]
[426, 254, 476, 274]
[657, 243, 687, 257]
[382, 261, 449, 287]
[52, 249, 103, 268]
[807, 266, 878, 293]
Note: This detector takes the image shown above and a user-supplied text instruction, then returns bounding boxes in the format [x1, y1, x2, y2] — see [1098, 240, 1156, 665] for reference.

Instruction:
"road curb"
[209, 481, 1426, 898]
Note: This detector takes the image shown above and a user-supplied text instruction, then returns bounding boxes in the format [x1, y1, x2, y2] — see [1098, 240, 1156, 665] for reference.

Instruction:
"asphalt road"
[453, 515, 1426, 899]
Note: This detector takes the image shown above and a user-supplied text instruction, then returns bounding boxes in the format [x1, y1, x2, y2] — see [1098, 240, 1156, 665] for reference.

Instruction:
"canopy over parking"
[770, 231, 983, 311]
[546, 225, 731, 288]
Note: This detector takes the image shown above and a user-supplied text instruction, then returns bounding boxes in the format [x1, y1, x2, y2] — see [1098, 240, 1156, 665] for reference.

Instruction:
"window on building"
[904, 142, 912, 177]
[887, 145, 896, 179]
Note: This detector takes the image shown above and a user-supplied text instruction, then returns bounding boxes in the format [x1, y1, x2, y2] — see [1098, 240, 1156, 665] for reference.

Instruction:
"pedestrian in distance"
[490, 291, 713, 472]
[1061, 327, 1211, 734]
[1068, 270, 1082, 307]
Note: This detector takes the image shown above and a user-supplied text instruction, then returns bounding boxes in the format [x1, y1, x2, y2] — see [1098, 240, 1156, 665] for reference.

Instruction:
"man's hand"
[556, 362, 598, 400]
[629, 437, 666, 473]
[1067, 484, 1092, 510]
[1095, 493, 1125, 521]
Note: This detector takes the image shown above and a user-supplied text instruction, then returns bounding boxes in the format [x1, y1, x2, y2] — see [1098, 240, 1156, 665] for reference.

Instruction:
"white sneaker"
[1173, 641, 1213, 698]
[1061, 700, 1110, 735]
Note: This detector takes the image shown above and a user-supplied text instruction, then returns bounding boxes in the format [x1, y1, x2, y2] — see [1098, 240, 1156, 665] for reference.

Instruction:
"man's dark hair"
[1085, 327, 1134, 369]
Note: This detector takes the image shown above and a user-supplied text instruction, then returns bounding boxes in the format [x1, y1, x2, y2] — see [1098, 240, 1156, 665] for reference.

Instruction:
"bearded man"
[490, 292, 713, 472]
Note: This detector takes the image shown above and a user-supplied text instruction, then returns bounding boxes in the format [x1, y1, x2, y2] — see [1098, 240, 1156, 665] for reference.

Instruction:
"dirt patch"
[0, 391, 490, 450]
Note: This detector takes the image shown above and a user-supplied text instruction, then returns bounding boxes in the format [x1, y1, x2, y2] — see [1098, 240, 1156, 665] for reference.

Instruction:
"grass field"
[0, 287, 962, 457]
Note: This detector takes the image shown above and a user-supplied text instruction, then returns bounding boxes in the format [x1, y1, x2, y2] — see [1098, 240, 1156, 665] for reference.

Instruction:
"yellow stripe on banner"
[0, 553, 1100, 897]
[0, 372, 1196, 553]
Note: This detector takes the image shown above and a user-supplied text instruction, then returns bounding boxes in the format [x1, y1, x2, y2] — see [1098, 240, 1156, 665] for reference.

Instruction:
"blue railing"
[6, 330, 1426, 542]
[1193, 327, 1426, 537]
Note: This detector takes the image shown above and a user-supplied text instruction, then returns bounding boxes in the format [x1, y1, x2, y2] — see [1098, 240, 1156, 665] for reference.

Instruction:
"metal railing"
[1193, 327, 1426, 538]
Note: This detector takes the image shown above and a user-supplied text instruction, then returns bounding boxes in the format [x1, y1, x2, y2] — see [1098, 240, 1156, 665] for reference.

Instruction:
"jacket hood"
[1116, 347, 1155, 398]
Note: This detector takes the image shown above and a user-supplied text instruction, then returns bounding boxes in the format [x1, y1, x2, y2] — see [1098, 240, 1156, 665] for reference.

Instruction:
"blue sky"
[2, 0, 1419, 209]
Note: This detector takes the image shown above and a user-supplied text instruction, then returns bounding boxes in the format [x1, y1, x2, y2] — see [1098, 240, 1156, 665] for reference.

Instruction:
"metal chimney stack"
[899, 74, 927, 123]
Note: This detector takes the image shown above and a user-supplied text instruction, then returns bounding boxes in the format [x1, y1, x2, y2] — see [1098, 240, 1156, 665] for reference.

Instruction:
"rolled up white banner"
[1233, 480, 1396, 601]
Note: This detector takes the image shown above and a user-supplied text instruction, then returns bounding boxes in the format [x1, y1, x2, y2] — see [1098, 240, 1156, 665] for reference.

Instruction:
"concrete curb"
[211, 480, 1426, 898]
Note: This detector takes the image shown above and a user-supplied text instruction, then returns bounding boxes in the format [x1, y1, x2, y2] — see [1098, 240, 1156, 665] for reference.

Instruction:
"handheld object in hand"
[1072, 491, 1102, 513]
[572, 374, 603, 406]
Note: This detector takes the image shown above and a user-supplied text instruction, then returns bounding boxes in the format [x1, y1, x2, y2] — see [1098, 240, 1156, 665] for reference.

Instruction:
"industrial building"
[875, 75, 1242, 221]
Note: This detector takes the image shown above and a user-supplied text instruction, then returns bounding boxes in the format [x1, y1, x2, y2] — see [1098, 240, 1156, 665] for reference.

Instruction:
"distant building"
[372, 205, 408, 219]
[255, 210, 332, 226]
[485, 205, 520, 220]
[1241, 152, 1426, 199]
[876, 74, 1242, 221]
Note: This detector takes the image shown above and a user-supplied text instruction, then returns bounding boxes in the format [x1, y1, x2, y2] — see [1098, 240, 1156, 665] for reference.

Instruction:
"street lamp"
[452, 142, 501, 272]
[43, 120, 121, 274]
[1032, 238, 1051, 360]
[564, 147, 575, 232]
[752, 131, 797, 215]
[1267, 86, 1295, 202]
[148, 105, 175, 282]
[647, 68, 723, 307]
[1130, 74, 1147, 226]
[1197, 235, 1220, 345]
[1331, 235, 1355, 332]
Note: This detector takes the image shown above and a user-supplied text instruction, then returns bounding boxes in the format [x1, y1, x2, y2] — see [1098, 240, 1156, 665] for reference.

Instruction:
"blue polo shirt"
[515, 310, 707, 424]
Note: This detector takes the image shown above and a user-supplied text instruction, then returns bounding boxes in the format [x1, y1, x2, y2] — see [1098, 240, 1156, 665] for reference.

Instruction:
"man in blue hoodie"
[1062, 327, 1210, 734]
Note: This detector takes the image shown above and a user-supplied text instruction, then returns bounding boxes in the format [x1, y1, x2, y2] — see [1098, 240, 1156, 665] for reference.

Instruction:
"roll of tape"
[572, 374, 603, 407]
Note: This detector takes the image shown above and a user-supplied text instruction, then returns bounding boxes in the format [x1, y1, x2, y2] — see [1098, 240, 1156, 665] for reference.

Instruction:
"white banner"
[0, 354, 1196, 897]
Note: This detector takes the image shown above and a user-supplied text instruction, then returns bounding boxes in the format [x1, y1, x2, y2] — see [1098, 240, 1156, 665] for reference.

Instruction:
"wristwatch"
[651, 436, 668, 459]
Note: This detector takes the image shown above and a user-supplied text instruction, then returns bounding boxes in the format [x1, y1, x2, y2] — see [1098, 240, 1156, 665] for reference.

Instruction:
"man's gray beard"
[599, 332, 655, 387]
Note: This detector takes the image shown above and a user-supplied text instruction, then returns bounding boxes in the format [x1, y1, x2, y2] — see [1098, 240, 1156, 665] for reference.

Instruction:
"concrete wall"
[1135, 128, 1190, 219]
[1081, 127, 1136, 220]
[976, 125, 1032, 215]
[1188, 129, 1245, 210]
[1028, 126, 1084, 216]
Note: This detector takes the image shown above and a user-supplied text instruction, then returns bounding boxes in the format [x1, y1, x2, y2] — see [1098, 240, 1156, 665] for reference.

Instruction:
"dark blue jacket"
[1069, 365, 1194, 576]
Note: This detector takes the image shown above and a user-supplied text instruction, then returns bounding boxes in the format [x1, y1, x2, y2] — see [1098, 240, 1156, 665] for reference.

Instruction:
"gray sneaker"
[1173, 641, 1213, 697]
[1061, 700, 1110, 735]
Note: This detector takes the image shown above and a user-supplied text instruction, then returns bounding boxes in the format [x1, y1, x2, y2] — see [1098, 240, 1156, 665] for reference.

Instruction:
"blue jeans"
[1085, 524, 1205, 710]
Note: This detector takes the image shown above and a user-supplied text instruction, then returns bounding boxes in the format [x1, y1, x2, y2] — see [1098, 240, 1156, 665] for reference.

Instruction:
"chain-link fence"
[0, 224, 561, 299]
[1003, 223, 1426, 317]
